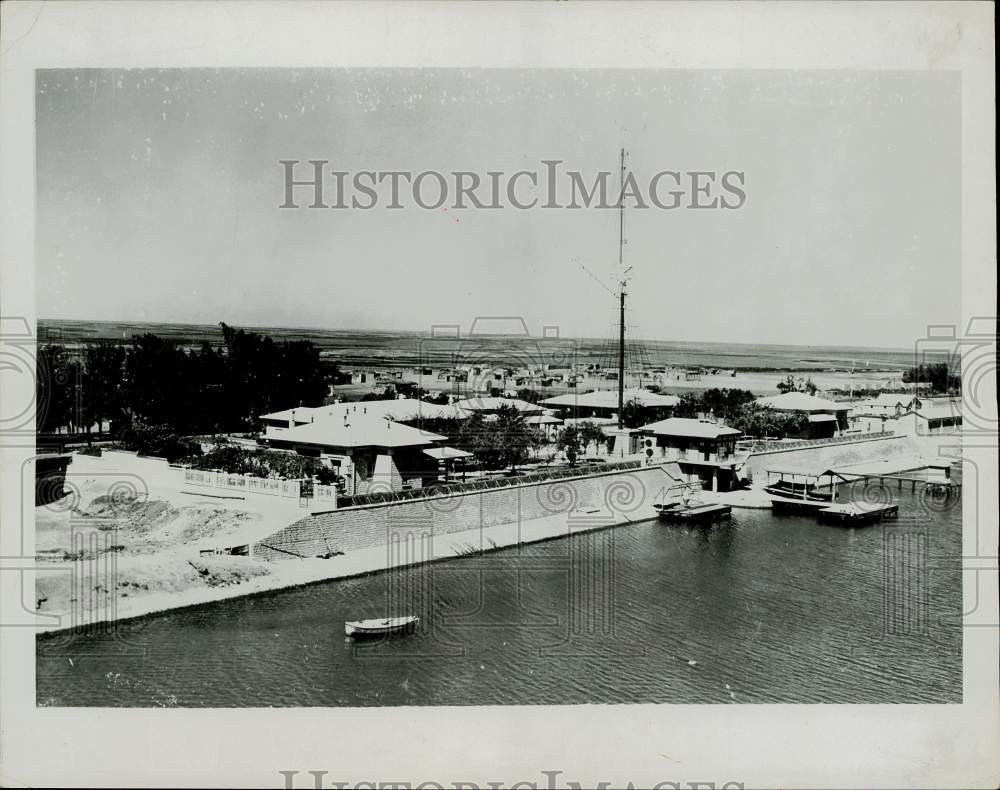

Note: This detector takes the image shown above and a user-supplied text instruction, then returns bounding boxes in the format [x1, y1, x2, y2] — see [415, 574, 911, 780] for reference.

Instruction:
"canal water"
[37, 478, 963, 706]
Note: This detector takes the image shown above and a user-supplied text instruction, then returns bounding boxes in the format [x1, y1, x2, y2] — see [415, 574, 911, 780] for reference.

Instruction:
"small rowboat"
[345, 616, 419, 638]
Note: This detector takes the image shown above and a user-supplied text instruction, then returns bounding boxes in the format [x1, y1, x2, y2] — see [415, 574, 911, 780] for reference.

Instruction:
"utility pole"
[617, 147, 626, 430]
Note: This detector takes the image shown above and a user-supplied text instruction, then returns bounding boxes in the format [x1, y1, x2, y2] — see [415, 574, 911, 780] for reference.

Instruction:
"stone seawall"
[253, 465, 671, 560]
[743, 434, 912, 480]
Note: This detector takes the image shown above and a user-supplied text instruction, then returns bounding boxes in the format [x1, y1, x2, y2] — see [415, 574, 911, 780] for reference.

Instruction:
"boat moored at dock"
[764, 469, 842, 514]
[764, 467, 912, 526]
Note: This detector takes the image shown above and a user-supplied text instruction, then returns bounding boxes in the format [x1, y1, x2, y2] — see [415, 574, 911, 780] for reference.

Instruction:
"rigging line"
[580, 264, 615, 296]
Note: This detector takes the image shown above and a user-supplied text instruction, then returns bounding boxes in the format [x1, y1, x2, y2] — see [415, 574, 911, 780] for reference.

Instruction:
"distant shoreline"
[37, 318, 915, 374]
[36, 318, 914, 354]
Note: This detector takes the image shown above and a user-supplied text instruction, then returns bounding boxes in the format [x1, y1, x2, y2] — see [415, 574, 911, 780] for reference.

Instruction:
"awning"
[808, 414, 838, 423]
[423, 446, 473, 461]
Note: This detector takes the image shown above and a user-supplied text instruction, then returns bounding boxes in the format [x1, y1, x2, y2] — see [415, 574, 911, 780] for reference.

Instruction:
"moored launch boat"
[345, 616, 419, 638]
[764, 469, 841, 513]
[762, 479, 833, 501]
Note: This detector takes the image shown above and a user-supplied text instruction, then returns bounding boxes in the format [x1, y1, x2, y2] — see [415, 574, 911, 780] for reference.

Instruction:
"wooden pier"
[659, 502, 732, 522]
[840, 473, 960, 495]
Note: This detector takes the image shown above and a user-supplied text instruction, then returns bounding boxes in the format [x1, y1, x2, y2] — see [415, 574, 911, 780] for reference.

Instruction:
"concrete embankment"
[36, 464, 673, 635]
[252, 463, 672, 560]
[743, 433, 916, 480]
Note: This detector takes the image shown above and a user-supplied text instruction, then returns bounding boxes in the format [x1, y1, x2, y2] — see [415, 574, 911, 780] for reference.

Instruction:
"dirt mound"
[35, 552, 273, 615]
[170, 507, 261, 543]
[75, 495, 178, 533]
[68, 494, 263, 547]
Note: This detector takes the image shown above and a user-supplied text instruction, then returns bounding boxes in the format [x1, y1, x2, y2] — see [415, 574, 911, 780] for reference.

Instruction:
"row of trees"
[668, 387, 809, 438]
[727, 404, 809, 438]
[902, 363, 960, 393]
[776, 375, 818, 395]
[37, 323, 335, 442]
[672, 388, 756, 422]
[401, 405, 609, 472]
[184, 443, 341, 484]
[555, 422, 609, 466]
[402, 406, 546, 472]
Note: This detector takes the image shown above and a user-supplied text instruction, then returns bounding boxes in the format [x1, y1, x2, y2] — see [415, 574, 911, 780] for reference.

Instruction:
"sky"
[36, 68, 961, 349]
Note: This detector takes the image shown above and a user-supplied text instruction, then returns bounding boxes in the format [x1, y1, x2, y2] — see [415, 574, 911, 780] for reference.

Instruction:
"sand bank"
[35, 505, 643, 636]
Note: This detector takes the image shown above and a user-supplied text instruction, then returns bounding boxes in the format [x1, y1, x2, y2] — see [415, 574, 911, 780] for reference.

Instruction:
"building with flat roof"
[851, 393, 923, 419]
[635, 417, 744, 491]
[904, 400, 962, 433]
[754, 392, 851, 438]
[260, 397, 460, 431]
[265, 416, 450, 495]
[260, 398, 466, 494]
[452, 397, 545, 417]
[540, 388, 679, 422]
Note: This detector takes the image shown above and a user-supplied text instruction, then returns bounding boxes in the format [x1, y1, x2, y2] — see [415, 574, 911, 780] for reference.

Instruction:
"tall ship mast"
[616, 147, 630, 430]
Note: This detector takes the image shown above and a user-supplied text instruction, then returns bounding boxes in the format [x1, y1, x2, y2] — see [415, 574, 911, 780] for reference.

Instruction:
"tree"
[218, 322, 329, 426]
[493, 404, 538, 471]
[902, 363, 960, 393]
[673, 388, 755, 422]
[274, 339, 329, 409]
[578, 421, 608, 455]
[361, 387, 395, 402]
[729, 403, 809, 438]
[220, 322, 282, 427]
[125, 418, 203, 461]
[399, 414, 466, 440]
[36, 345, 81, 433]
[556, 424, 583, 466]
[620, 398, 646, 429]
[122, 333, 189, 429]
[516, 388, 541, 404]
[454, 405, 537, 472]
[183, 342, 228, 434]
[81, 342, 126, 435]
[776, 375, 817, 395]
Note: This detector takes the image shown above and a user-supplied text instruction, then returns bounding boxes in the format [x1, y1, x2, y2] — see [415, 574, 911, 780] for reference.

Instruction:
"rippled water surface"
[37, 481, 962, 706]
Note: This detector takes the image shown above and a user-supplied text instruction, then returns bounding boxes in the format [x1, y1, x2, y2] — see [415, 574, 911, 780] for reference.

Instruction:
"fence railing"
[183, 468, 302, 499]
[313, 483, 339, 505]
[333, 458, 645, 510]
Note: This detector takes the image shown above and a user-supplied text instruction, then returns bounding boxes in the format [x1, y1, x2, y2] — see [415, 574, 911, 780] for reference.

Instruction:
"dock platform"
[659, 502, 733, 522]
[817, 501, 899, 525]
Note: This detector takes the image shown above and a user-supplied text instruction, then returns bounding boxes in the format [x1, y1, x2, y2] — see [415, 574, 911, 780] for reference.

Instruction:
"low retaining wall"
[253, 464, 673, 560]
[743, 433, 911, 480]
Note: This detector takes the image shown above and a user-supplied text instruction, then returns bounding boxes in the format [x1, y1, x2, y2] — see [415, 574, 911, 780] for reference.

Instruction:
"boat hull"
[763, 483, 833, 502]
[345, 616, 419, 638]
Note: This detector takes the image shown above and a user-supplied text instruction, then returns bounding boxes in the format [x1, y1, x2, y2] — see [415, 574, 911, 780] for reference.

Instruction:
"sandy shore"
[35, 505, 646, 635]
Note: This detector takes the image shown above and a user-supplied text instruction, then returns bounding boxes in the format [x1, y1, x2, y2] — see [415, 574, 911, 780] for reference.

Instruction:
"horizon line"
[36, 316, 917, 354]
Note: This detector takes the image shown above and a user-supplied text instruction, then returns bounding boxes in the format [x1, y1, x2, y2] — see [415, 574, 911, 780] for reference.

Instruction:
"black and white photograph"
[0, 2, 996, 788]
